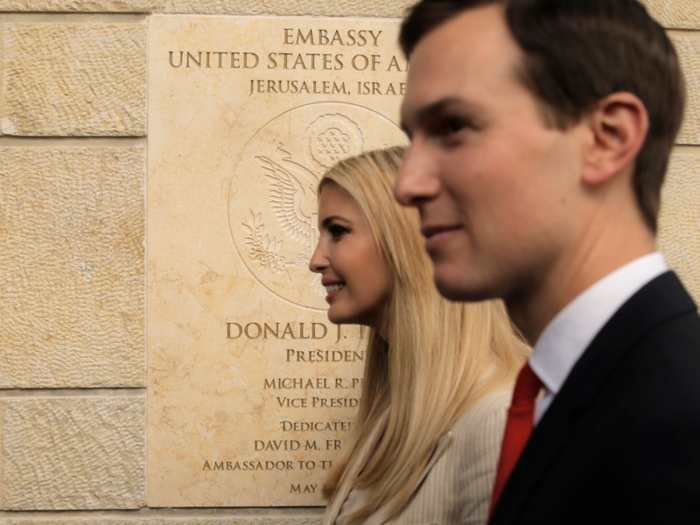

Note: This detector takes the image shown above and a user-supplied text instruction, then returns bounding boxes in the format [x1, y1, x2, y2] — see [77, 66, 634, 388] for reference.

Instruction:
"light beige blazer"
[323, 389, 511, 525]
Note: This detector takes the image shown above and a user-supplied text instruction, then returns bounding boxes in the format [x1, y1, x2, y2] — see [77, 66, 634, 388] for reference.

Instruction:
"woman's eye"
[329, 224, 349, 238]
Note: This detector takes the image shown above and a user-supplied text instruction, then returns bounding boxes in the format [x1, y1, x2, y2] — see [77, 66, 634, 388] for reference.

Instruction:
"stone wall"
[0, 1, 698, 524]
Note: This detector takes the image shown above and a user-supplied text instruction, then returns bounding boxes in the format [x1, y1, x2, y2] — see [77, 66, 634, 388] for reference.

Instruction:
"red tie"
[489, 362, 543, 518]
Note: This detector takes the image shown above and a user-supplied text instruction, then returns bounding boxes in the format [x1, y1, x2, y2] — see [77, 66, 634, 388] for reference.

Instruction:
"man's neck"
[507, 222, 656, 346]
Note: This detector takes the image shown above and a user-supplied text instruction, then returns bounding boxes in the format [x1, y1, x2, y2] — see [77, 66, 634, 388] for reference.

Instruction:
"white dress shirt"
[530, 252, 668, 425]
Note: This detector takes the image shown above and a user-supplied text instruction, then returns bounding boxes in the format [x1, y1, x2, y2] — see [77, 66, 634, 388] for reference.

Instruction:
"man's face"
[396, 4, 588, 303]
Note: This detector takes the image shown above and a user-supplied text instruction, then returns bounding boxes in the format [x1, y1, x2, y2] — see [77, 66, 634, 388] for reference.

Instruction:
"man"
[395, 0, 700, 523]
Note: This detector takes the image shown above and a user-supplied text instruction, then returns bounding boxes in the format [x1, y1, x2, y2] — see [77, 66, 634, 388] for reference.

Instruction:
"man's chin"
[434, 273, 495, 303]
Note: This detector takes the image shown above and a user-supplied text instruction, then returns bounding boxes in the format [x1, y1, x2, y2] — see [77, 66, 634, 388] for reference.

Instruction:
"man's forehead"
[401, 5, 521, 124]
[409, 4, 513, 64]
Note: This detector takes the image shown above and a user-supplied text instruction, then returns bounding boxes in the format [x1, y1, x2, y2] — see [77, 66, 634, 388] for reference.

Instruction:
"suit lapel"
[490, 272, 697, 524]
[416, 430, 454, 488]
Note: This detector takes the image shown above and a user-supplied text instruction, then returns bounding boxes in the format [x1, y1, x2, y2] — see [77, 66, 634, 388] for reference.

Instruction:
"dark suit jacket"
[489, 271, 700, 525]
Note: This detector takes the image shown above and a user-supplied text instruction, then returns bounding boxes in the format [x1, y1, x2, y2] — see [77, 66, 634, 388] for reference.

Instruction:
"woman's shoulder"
[448, 388, 512, 456]
[384, 388, 512, 525]
[440, 388, 512, 525]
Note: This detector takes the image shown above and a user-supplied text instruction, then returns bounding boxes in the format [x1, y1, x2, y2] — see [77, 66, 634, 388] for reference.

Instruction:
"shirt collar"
[529, 252, 668, 396]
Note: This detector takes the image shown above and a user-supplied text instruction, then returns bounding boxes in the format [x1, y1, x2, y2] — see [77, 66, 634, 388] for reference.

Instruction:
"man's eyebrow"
[402, 97, 482, 131]
[417, 98, 459, 123]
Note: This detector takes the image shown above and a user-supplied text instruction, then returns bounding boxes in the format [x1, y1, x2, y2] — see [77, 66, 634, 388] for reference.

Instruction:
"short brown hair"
[400, 0, 685, 232]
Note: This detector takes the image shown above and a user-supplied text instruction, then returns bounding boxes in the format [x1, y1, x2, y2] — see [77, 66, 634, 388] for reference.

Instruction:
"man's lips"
[422, 225, 462, 252]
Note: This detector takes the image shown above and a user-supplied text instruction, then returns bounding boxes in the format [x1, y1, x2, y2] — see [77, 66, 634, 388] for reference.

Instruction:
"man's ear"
[582, 92, 649, 186]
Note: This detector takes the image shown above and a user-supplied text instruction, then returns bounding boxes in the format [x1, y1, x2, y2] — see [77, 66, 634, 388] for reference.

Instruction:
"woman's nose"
[309, 240, 328, 273]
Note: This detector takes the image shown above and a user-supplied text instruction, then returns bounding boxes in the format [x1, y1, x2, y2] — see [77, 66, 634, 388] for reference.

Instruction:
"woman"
[309, 147, 530, 525]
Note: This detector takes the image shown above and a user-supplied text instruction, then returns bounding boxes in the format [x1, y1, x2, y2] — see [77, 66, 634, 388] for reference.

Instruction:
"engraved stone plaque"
[148, 16, 407, 506]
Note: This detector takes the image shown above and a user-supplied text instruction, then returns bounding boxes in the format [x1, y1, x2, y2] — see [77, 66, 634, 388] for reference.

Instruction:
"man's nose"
[394, 143, 441, 206]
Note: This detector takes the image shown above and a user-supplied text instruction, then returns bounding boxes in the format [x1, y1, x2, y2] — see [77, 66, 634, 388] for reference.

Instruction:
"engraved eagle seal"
[257, 147, 319, 267]
[306, 114, 364, 169]
[229, 102, 406, 310]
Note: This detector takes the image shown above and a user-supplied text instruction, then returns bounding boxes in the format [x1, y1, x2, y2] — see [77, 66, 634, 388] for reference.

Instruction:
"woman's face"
[310, 181, 393, 329]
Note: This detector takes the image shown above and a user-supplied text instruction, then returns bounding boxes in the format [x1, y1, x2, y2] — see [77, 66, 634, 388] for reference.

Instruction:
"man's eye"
[427, 116, 471, 141]
[444, 117, 467, 134]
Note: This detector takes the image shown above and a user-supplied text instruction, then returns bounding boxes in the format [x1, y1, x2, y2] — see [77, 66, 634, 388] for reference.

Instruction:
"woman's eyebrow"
[321, 216, 342, 228]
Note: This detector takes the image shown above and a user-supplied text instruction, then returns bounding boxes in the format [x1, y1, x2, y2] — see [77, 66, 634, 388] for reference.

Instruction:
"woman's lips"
[324, 283, 345, 303]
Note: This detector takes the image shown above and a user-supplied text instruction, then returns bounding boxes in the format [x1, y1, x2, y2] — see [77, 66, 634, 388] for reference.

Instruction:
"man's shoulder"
[608, 270, 697, 337]
[606, 271, 700, 394]
[494, 274, 700, 525]
[566, 271, 699, 402]
[570, 277, 700, 443]
[609, 306, 700, 410]
[633, 304, 700, 361]
[539, 270, 700, 450]
[514, 300, 700, 524]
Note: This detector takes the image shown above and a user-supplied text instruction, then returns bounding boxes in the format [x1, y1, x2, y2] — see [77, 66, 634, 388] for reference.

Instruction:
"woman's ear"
[581, 92, 649, 186]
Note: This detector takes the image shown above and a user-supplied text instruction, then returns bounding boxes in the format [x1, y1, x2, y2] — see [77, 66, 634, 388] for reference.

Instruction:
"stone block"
[0, 0, 696, 24]
[0, 0, 159, 10]
[642, 0, 700, 30]
[1, 397, 146, 510]
[0, 148, 145, 388]
[0, 0, 414, 15]
[0, 519, 322, 525]
[161, 0, 414, 16]
[2, 23, 146, 136]
[673, 35, 700, 145]
[0, 35, 2, 138]
[658, 150, 700, 303]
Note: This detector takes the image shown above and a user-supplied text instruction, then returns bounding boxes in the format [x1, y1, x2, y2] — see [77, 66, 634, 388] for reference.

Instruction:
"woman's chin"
[328, 311, 375, 331]
[327, 309, 349, 325]
[327, 306, 361, 326]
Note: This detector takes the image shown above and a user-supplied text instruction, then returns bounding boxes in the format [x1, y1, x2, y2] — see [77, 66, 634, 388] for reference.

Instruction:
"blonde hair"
[319, 147, 530, 524]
